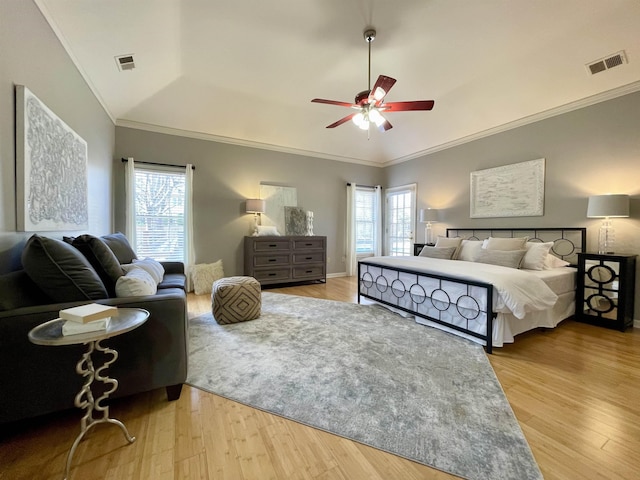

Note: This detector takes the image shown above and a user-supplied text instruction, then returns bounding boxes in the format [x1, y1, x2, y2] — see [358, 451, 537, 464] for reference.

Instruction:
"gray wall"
[0, 0, 115, 273]
[385, 91, 640, 318]
[114, 127, 383, 276]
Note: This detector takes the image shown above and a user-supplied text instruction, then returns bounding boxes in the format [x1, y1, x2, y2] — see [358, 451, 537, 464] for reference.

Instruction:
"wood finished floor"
[1, 276, 639, 480]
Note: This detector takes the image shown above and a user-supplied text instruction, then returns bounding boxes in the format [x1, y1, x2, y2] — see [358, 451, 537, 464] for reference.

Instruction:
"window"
[132, 166, 186, 261]
[355, 188, 376, 256]
[385, 184, 416, 256]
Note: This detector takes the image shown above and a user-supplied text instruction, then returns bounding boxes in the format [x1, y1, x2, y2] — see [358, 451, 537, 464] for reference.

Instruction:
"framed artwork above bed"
[470, 158, 545, 218]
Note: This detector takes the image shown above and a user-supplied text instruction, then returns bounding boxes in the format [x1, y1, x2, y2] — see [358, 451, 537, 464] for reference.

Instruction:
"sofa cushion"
[0, 270, 51, 311]
[71, 234, 124, 296]
[101, 232, 137, 264]
[21, 234, 108, 302]
[158, 273, 187, 290]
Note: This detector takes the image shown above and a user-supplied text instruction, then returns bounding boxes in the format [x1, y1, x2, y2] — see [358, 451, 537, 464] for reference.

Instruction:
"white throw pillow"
[457, 240, 483, 262]
[521, 242, 554, 271]
[190, 260, 225, 295]
[115, 267, 157, 297]
[122, 257, 165, 284]
[434, 236, 463, 259]
[544, 254, 571, 269]
[483, 236, 529, 251]
[418, 246, 457, 260]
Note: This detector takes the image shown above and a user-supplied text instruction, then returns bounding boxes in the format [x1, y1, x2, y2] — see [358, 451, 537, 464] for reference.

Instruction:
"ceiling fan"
[311, 28, 435, 132]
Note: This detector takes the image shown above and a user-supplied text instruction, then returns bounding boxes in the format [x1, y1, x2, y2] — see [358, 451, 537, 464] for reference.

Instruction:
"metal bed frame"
[358, 227, 587, 353]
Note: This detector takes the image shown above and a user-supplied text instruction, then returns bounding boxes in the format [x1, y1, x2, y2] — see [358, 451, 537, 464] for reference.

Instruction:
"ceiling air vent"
[586, 51, 627, 75]
[115, 54, 135, 71]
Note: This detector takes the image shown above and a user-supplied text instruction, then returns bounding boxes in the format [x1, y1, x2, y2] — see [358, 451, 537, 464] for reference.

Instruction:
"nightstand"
[576, 252, 637, 331]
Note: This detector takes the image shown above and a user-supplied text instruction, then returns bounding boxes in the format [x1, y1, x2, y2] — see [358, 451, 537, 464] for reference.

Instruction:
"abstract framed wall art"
[470, 158, 545, 218]
[16, 85, 88, 231]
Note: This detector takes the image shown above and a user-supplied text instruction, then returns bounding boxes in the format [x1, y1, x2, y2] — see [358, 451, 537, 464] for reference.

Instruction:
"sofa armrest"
[161, 261, 184, 275]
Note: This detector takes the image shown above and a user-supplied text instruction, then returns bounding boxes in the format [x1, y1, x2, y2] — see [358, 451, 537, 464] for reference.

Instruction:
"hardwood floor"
[2, 276, 639, 480]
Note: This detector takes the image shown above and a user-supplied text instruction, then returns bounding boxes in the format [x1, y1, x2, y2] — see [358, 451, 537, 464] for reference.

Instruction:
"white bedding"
[359, 256, 577, 347]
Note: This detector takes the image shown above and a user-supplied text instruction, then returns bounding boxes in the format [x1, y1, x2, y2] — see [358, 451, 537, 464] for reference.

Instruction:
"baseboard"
[634, 319, 640, 329]
[327, 272, 347, 279]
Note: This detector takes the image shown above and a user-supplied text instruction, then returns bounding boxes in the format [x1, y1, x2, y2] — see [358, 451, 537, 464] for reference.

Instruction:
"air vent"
[115, 54, 135, 71]
[586, 51, 627, 75]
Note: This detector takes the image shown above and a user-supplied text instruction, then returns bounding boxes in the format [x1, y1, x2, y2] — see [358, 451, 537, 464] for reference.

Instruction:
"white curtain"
[124, 157, 137, 247]
[373, 185, 383, 256]
[185, 164, 196, 291]
[345, 182, 357, 276]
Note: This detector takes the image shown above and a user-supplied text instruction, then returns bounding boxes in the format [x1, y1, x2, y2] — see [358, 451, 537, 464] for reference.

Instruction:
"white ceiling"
[37, 0, 640, 166]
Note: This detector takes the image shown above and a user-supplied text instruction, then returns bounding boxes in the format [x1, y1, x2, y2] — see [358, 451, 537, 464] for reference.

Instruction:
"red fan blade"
[384, 100, 435, 111]
[326, 112, 357, 128]
[311, 98, 355, 108]
[378, 117, 393, 132]
[368, 75, 397, 105]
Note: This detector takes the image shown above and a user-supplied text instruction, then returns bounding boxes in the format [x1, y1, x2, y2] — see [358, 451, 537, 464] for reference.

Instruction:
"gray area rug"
[187, 292, 542, 480]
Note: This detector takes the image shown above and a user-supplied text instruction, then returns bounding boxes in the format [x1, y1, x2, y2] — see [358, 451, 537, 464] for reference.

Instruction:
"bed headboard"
[446, 227, 587, 266]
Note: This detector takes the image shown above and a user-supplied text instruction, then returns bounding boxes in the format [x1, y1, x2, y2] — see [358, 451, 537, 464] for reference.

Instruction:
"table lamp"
[419, 208, 438, 245]
[246, 199, 266, 236]
[586, 194, 629, 254]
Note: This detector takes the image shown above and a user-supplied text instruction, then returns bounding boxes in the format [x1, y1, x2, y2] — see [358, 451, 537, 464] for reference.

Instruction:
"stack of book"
[60, 303, 118, 336]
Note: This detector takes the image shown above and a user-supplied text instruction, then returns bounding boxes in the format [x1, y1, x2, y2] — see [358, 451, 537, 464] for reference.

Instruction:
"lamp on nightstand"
[587, 194, 629, 254]
[246, 199, 266, 236]
[419, 208, 438, 245]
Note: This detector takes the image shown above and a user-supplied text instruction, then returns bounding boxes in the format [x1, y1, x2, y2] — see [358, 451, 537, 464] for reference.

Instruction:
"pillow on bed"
[544, 254, 570, 269]
[418, 246, 457, 260]
[521, 242, 554, 270]
[434, 236, 463, 259]
[457, 240, 483, 262]
[472, 248, 527, 269]
[483, 236, 529, 251]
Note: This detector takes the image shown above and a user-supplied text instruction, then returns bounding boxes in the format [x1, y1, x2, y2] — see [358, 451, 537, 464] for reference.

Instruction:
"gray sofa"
[0, 233, 188, 424]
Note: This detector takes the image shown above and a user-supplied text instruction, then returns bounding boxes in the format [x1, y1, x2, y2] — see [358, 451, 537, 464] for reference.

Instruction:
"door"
[385, 184, 416, 256]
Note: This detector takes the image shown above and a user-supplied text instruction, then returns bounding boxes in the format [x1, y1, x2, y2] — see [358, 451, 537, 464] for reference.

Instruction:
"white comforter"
[360, 256, 558, 319]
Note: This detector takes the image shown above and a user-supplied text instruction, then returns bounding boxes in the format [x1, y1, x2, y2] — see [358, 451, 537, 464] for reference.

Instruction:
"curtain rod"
[121, 158, 195, 170]
[347, 182, 378, 189]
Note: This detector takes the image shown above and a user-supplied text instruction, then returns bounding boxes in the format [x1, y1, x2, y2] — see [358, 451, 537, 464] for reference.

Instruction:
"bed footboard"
[358, 261, 496, 353]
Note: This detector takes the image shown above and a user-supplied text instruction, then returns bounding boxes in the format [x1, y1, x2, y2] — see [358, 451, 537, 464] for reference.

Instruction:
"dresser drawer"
[293, 265, 325, 279]
[293, 238, 325, 250]
[253, 239, 291, 252]
[253, 268, 291, 282]
[293, 252, 324, 264]
[254, 255, 290, 266]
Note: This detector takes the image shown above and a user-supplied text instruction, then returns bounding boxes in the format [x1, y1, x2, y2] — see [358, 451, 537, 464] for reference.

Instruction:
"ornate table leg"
[63, 340, 135, 480]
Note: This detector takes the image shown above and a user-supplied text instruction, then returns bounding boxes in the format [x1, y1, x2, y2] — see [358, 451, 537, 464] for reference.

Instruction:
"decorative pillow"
[483, 236, 529, 251]
[190, 260, 225, 295]
[21, 234, 108, 302]
[256, 225, 280, 236]
[418, 246, 457, 260]
[101, 232, 138, 264]
[457, 240, 483, 262]
[124, 257, 165, 284]
[434, 236, 463, 259]
[544, 254, 570, 269]
[521, 242, 554, 270]
[472, 248, 527, 269]
[71, 234, 124, 296]
[115, 267, 157, 297]
[0, 270, 51, 311]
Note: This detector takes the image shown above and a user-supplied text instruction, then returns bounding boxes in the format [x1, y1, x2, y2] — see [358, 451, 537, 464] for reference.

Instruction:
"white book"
[62, 317, 111, 336]
[59, 303, 117, 324]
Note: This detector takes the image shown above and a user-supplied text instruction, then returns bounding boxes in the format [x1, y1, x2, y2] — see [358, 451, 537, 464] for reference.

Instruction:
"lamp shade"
[246, 199, 265, 214]
[419, 208, 439, 223]
[586, 194, 629, 218]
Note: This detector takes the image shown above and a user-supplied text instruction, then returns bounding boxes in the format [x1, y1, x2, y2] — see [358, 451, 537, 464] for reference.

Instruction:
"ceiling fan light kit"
[311, 28, 434, 133]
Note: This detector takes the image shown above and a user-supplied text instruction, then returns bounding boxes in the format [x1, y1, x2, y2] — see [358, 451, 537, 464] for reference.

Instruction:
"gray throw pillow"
[418, 246, 457, 260]
[472, 248, 527, 269]
[101, 232, 138, 264]
[21, 234, 108, 302]
[72, 234, 124, 297]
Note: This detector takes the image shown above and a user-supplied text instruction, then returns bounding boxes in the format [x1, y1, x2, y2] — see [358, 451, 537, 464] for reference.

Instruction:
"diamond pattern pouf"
[211, 276, 261, 324]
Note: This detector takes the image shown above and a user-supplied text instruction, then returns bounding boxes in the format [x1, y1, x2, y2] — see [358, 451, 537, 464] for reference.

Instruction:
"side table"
[28, 307, 149, 480]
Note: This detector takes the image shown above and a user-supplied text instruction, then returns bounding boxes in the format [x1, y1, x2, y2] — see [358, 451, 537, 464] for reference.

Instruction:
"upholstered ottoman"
[211, 276, 261, 324]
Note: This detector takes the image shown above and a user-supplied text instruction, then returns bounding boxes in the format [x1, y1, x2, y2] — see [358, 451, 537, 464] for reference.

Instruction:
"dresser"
[244, 236, 327, 286]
